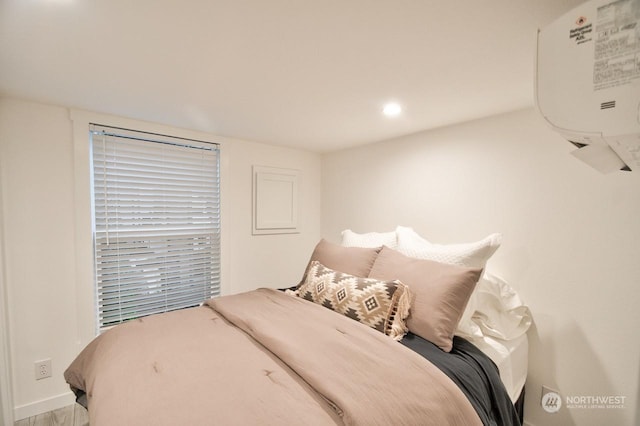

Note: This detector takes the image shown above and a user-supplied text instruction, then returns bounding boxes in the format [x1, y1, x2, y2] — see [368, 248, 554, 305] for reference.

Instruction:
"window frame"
[71, 110, 228, 344]
[88, 124, 221, 332]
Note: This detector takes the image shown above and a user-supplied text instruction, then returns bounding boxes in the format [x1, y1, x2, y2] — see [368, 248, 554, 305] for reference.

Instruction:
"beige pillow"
[368, 246, 482, 352]
[293, 261, 410, 340]
[394, 226, 501, 340]
[298, 239, 381, 286]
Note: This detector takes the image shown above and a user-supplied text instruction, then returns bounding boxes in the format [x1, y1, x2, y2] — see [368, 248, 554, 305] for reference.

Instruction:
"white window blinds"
[90, 124, 221, 332]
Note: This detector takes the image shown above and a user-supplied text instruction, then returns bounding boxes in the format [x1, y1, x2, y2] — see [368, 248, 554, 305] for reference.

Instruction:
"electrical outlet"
[34, 359, 52, 380]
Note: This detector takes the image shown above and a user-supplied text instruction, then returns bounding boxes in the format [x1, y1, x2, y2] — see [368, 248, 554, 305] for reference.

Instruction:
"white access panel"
[252, 166, 300, 235]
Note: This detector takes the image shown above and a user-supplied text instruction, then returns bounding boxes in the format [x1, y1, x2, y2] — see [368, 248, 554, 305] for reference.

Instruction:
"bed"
[65, 227, 530, 426]
[340, 227, 531, 404]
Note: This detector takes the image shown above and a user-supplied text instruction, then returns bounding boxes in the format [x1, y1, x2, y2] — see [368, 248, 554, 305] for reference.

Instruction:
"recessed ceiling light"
[382, 102, 402, 117]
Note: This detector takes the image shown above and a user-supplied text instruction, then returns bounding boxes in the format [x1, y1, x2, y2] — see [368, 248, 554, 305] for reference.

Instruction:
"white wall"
[0, 97, 322, 419]
[0, 165, 14, 426]
[321, 108, 640, 426]
[223, 137, 322, 294]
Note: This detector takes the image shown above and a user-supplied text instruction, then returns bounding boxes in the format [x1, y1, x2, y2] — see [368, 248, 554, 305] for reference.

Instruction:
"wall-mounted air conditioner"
[536, 0, 640, 172]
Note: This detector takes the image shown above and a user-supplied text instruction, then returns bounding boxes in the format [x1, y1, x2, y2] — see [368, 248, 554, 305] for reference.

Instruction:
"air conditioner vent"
[600, 101, 616, 110]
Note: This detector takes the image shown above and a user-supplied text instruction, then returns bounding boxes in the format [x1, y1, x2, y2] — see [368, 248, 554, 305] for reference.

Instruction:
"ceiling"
[0, 0, 586, 152]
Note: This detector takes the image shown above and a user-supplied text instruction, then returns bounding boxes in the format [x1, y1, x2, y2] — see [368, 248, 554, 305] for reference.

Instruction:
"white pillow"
[456, 273, 532, 341]
[395, 226, 501, 269]
[467, 273, 532, 340]
[341, 229, 397, 249]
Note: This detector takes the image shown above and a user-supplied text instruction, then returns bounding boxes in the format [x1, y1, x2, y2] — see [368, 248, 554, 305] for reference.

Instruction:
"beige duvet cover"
[65, 288, 482, 425]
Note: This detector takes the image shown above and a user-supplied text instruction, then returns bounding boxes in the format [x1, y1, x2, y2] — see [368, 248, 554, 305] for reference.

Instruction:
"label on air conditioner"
[592, 0, 640, 91]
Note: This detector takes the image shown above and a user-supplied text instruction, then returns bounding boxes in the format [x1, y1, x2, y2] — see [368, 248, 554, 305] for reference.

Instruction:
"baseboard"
[13, 391, 76, 421]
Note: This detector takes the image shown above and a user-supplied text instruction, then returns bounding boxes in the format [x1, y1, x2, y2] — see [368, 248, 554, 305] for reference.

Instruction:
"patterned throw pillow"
[292, 261, 411, 341]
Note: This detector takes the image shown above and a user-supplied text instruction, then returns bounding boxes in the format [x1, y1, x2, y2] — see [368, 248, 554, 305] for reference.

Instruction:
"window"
[90, 124, 220, 332]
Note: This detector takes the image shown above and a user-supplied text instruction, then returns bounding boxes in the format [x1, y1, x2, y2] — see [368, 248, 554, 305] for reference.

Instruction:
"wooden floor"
[14, 404, 88, 426]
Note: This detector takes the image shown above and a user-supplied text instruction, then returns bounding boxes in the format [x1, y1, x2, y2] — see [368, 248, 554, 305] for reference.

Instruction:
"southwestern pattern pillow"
[293, 261, 410, 341]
